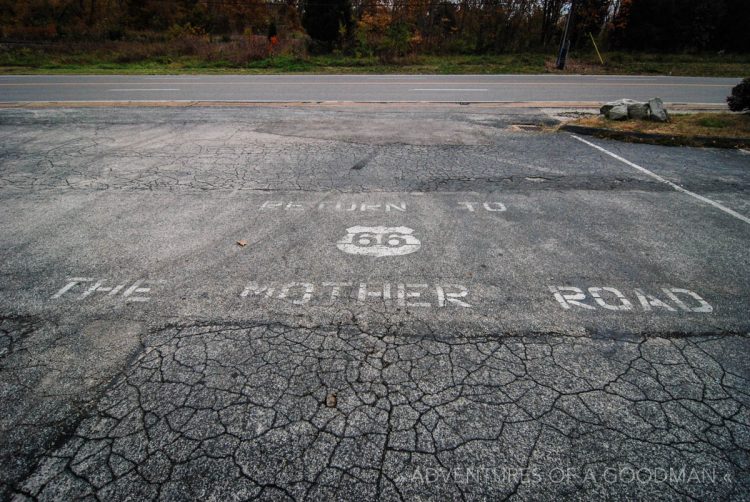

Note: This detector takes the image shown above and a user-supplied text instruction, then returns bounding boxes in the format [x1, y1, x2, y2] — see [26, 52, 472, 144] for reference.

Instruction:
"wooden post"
[589, 32, 604, 65]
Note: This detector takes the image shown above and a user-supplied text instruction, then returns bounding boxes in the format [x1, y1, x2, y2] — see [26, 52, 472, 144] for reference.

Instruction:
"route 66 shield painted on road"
[337, 226, 421, 257]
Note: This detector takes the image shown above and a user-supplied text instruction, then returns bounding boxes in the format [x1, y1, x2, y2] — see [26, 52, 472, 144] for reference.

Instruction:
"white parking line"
[572, 135, 750, 225]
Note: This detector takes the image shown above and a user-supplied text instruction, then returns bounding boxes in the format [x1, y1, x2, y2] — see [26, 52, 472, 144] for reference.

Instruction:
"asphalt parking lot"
[1, 104, 749, 500]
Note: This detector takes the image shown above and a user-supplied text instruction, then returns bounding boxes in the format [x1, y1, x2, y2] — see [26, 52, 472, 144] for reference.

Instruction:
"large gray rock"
[601, 98, 648, 120]
[600, 97, 670, 122]
[648, 97, 669, 122]
[607, 104, 630, 120]
[628, 102, 650, 120]
[600, 99, 638, 115]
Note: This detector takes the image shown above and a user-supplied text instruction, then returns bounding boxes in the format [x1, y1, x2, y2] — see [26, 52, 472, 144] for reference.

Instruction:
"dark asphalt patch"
[351, 153, 376, 170]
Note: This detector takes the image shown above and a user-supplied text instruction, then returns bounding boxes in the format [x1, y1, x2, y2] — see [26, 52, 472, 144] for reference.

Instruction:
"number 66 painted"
[336, 226, 421, 257]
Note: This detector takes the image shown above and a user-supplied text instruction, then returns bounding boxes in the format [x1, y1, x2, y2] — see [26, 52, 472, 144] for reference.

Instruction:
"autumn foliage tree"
[1, 0, 749, 54]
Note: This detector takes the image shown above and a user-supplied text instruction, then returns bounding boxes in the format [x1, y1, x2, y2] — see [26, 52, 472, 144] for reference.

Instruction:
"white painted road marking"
[572, 135, 750, 225]
[48, 276, 719, 314]
[259, 200, 508, 213]
[51, 277, 93, 298]
[260, 200, 408, 212]
[411, 88, 488, 92]
[108, 88, 180, 92]
[241, 281, 471, 308]
[51, 278, 160, 302]
[549, 286, 713, 313]
[337, 226, 421, 257]
[458, 202, 507, 212]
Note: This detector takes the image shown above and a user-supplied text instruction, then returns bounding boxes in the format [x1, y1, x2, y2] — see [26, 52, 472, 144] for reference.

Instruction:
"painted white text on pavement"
[548, 286, 713, 313]
[241, 281, 471, 308]
[51, 278, 160, 302]
[259, 200, 506, 213]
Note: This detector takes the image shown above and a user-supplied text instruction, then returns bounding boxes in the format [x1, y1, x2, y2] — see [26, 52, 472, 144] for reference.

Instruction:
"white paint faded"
[589, 287, 633, 311]
[549, 286, 713, 313]
[260, 200, 408, 212]
[436, 284, 472, 307]
[278, 282, 315, 305]
[337, 226, 421, 257]
[51, 277, 93, 299]
[458, 202, 507, 212]
[51, 278, 159, 302]
[241, 281, 471, 308]
[322, 282, 352, 301]
[397, 283, 430, 308]
[259, 200, 507, 214]
[549, 286, 595, 310]
[634, 289, 676, 312]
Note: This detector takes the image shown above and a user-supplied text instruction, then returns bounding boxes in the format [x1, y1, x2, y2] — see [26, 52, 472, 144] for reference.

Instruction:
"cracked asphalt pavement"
[0, 104, 749, 500]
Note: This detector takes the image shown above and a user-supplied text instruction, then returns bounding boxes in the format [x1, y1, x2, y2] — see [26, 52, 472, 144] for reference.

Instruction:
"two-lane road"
[0, 74, 740, 104]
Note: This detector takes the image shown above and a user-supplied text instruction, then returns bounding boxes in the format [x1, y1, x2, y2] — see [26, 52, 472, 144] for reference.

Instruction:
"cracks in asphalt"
[0, 314, 36, 360]
[2, 106, 750, 500]
[0, 317, 146, 500]
[1, 108, 747, 195]
[8, 319, 750, 501]
[417, 174, 675, 192]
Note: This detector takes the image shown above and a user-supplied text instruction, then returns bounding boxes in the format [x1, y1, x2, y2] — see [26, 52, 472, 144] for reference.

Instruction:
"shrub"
[727, 78, 750, 112]
[167, 23, 207, 41]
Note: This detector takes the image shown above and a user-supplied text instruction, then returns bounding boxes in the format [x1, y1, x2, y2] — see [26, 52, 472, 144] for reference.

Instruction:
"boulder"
[627, 102, 650, 120]
[600, 97, 670, 121]
[600, 99, 638, 116]
[648, 97, 669, 122]
[607, 104, 629, 120]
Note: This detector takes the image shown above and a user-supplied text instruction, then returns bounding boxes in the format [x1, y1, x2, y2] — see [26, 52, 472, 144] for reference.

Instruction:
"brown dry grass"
[0, 36, 308, 70]
[570, 113, 750, 139]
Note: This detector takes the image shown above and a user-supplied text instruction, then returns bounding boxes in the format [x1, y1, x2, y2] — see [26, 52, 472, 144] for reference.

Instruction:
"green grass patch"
[696, 116, 733, 128]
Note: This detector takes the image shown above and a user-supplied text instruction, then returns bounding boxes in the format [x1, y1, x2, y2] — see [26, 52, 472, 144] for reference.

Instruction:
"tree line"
[1, 0, 748, 54]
